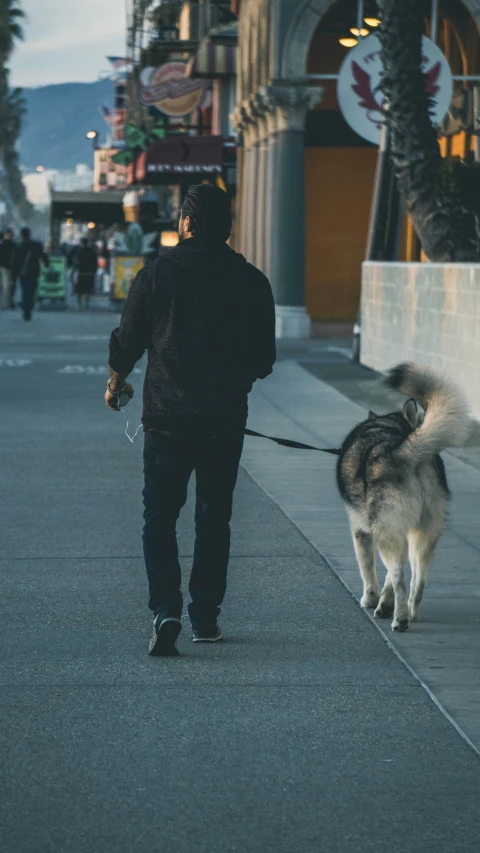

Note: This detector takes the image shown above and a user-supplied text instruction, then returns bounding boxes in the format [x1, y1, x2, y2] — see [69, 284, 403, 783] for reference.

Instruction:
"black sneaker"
[192, 625, 223, 643]
[149, 615, 182, 657]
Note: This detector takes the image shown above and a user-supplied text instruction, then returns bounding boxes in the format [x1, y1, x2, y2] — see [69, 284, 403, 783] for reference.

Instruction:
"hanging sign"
[139, 62, 209, 117]
[337, 34, 453, 145]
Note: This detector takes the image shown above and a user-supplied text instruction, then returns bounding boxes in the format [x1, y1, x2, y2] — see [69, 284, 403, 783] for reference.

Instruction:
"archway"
[283, 0, 480, 320]
[283, 0, 480, 80]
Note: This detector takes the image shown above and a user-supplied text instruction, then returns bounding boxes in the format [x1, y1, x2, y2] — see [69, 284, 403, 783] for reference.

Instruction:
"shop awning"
[50, 190, 126, 226]
[186, 42, 237, 78]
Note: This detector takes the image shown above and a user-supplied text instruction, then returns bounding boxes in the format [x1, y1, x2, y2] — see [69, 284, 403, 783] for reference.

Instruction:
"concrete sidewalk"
[244, 358, 480, 754]
[1, 311, 479, 852]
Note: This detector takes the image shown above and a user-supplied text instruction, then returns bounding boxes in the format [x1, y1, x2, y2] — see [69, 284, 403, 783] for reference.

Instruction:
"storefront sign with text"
[139, 62, 209, 117]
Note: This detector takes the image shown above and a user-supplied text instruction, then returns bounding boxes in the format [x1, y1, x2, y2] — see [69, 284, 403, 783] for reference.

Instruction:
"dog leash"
[115, 404, 340, 455]
[245, 428, 341, 456]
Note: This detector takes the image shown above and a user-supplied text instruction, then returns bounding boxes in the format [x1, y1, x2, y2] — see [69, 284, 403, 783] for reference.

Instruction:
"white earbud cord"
[119, 402, 143, 444]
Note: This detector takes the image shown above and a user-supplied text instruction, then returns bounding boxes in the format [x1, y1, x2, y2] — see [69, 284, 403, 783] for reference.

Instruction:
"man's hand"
[105, 381, 134, 411]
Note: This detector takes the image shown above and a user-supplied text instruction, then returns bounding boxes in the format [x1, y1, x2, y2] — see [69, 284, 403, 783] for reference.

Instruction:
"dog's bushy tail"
[385, 363, 470, 464]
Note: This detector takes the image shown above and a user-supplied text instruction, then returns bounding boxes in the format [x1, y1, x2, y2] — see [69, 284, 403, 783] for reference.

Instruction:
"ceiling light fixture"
[350, 27, 369, 36]
[339, 37, 358, 48]
[364, 17, 381, 27]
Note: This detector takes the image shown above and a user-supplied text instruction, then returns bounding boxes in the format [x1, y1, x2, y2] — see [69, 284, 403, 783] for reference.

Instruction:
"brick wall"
[361, 261, 480, 417]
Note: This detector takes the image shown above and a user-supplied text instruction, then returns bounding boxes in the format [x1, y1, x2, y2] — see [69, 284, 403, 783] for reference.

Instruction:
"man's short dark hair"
[181, 184, 232, 243]
[81, 237, 88, 247]
[21, 227, 31, 241]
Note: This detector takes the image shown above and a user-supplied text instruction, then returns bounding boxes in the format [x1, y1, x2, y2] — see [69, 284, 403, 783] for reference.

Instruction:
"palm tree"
[0, 0, 24, 64]
[0, 2, 30, 216]
[0, 82, 29, 209]
[0, 84, 26, 148]
[376, 0, 478, 261]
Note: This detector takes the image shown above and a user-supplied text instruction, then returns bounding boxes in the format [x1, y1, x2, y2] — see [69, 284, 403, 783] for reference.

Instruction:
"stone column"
[262, 82, 323, 338]
[254, 106, 270, 275]
[263, 117, 279, 283]
[232, 104, 251, 259]
[234, 143, 245, 253]
[243, 125, 259, 265]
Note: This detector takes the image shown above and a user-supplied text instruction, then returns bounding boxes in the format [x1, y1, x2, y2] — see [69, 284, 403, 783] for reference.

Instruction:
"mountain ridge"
[20, 78, 114, 171]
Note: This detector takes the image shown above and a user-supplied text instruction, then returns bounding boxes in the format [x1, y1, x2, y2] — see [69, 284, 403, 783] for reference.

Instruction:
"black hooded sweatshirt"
[108, 237, 276, 431]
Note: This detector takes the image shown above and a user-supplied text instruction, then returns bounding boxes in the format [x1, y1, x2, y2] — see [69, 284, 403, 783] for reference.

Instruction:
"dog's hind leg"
[408, 529, 437, 622]
[376, 536, 409, 632]
[352, 526, 380, 609]
[374, 574, 395, 620]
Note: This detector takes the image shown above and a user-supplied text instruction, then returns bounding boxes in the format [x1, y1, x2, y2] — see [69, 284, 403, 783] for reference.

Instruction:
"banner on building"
[337, 35, 453, 145]
[107, 57, 133, 71]
[139, 62, 209, 117]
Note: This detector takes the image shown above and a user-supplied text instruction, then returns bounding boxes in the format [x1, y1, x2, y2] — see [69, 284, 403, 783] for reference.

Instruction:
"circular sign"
[337, 34, 453, 145]
[139, 62, 209, 117]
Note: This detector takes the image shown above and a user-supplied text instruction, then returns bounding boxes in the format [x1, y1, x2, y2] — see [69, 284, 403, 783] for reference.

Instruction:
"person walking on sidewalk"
[105, 185, 276, 656]
[73, 238, 98, 311]
[12, 228, 49, 322]
[0, 228, 16, 310]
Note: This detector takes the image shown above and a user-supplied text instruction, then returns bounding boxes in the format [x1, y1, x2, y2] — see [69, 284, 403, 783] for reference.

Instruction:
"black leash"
[245, 428, 341, 456]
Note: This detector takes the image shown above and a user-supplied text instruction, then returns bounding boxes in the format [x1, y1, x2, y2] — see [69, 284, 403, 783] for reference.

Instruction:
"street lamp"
[86, 130, 99, 150]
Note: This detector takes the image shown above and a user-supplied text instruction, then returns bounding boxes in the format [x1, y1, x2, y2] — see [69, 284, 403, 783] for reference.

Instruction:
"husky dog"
[337, 363, 470, 632]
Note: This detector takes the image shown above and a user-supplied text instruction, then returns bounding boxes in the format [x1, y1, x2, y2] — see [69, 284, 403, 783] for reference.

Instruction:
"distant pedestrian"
[12, 228, 49, 322]
[73, 238, 98, 311]
[105, 185, 276, 656]
[0, 228, 16, 310]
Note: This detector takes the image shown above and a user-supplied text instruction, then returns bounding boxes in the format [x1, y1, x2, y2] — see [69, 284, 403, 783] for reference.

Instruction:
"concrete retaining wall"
[361, 261, 480, 417]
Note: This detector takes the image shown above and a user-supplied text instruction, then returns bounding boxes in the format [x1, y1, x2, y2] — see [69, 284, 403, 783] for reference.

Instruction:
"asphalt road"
[1, 307, 479, 853]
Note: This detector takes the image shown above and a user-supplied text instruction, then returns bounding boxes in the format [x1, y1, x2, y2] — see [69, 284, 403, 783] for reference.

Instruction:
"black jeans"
[20, 275, 38, 320]
[143, 425, 245, 627]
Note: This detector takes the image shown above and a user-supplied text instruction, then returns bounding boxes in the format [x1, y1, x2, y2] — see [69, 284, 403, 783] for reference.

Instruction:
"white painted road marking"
[55, 335, 110, 341]
[58, 365, 144, 375]
[0, 359, 33, 367]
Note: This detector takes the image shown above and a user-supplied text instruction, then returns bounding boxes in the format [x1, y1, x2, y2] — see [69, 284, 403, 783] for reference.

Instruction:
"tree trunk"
[377, 0, 478, 261]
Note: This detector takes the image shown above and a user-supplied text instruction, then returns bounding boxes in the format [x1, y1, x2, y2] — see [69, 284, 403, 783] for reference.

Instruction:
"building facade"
[94, 148, 129, 192]
[126, 1, 238, 201]
[234, 0, 480, 336]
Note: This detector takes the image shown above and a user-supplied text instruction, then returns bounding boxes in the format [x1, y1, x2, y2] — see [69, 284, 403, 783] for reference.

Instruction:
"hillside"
[20, 79, 114, 171]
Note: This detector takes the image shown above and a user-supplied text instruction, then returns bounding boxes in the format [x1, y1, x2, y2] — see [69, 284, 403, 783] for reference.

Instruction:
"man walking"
[0, 228, 16, 310]
[73, 237, 98, 311]
[105, 185, 276, 656]
[12, 227, 49, 321]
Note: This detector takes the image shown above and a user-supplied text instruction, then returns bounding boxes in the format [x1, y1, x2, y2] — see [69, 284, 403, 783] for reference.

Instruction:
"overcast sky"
[10, 0, 126, 88]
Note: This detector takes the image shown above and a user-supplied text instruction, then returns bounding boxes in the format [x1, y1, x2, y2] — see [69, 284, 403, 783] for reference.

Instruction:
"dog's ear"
[368, 410, 378, 420]
[403, 398, 420, 428]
